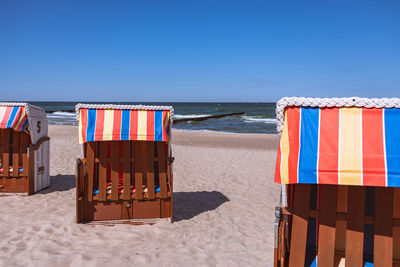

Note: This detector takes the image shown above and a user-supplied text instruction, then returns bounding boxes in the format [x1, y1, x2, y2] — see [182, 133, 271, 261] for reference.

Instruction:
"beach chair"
[0, 103, 50, 195]
[273, 97, 400, 266]
[75, 104, 174, 224]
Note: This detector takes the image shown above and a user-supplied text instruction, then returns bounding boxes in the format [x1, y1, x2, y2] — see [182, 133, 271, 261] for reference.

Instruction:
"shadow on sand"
[38, 174, 75, 194]
[38, 179, 229, 222]
[173, 191, 230, 222]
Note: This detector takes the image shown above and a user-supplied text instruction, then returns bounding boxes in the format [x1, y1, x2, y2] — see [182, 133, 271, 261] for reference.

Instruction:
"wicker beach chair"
[273, 97, 400, 266]
[0, 103, 50, 195]
[75, 104, 174, 224]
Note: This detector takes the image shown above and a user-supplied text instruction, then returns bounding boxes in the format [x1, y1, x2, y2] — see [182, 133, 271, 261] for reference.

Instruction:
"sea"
[28, 102, 278, 134]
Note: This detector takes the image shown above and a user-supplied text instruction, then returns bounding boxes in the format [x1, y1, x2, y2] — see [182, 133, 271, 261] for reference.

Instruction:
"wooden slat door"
[345, 186, 366, 266]
[134, 141, 145, 200]
[157, 142, 168, 198]
[3, 129, 10, 177]
[12, 131, 19, 176]
[76, 159, 83, 223]
[288, 184, 311, 267]
[86, 142, 95, 201]
[393, 188, 400, 265]
[122, 141, 131, 200]
[374, 187, 393, 266]
[333, 185, 348, 265]
[21, 132, 29, 177]
[98, 142, 107, 201]
[317, 184, 338, 266]
[110, 141, 119, 201]
[146, 142, 155, 200]
[276, 185, 400, 266]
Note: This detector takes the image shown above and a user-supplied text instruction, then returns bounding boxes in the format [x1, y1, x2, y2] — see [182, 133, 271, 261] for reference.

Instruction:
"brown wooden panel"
[169, 166, 173, 220]
[82, 162, 92, 221]
[334, 185, 348, 263]
[121, 200, 133, 219]
[98, 142, 107, 201]
[317, 184, 338, 266]
[86, 142, 95, 201]
[345, 186, 365, 266]
[0, 177, 27, 192]
[122, 141, 131, 200]
[288, 184, 311, 267]
[81, 199, 92, 222]
[160, 198, 171, 218]
[111, 141, 119, 201]
[134, 141, 144, 200]
[76, 160, 82, 223]
[93, 201, 122, 221]
[157, 142, 168, 198]
[3, 129, 10, 176]
[21, 133, 29, 177]
[132, 199, 160, 219]
[12, 131, 19, 176]
[18, 132, 22, 172]
[146, 142, 155, 199]
[28, 145, 34, 194]
[276, 217, 284, 267]
[374, 187, 393, 266]
[393, 188, 400, 262]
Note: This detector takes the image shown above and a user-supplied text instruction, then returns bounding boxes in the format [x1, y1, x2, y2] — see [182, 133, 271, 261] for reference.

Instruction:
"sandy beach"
[0, 125, 280, 266]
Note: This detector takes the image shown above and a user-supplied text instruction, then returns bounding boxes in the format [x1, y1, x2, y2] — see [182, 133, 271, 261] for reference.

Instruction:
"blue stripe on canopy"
[86, 109, 97, 142]
[6, 106, 19, 128]
[298, 108, 320, 184]
[120, 110, 130, 141]
[385, 108, 400, 187]
[154, 111, 163, 141]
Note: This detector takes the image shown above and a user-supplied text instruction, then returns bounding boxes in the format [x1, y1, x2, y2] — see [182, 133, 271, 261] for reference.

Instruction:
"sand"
[0, 125, 280, 266]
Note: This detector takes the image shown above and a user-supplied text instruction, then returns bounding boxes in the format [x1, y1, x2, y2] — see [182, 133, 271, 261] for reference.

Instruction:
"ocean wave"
[46, 111, 77, 125]
[174, 114, 210, 119]
[47, 111, 76, 117]
[242, 115, 277, 124]
[50, 121, 74, 125]
[173, 128, 236, 134]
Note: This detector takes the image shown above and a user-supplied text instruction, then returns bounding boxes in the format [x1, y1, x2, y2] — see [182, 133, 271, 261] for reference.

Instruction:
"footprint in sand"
[16, 241, 27, 250]
[10, 236, 22, 242]
[32, 225, 41, 232]
[82, 254, 94, 261]
[16, 228, 26, 234]
[0, 247, 9, 253]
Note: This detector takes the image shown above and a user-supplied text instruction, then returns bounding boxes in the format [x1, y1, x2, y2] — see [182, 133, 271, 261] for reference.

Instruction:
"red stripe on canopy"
[318, 108, 339, 185]
[287, 107, 301, 184]
[362, 108, 386, 186]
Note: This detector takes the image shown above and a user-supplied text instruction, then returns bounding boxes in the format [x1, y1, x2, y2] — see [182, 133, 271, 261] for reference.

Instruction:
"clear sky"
[1, 0, 399, 102]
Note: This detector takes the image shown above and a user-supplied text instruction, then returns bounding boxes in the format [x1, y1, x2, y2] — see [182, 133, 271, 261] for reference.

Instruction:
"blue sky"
[1, 0, 399, 102]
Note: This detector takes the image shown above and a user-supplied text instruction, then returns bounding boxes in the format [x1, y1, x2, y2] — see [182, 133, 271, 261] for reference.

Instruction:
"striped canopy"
[78, 106, 172, 144]
[0, 106, 29, 132]
[275, 106, 400, 187]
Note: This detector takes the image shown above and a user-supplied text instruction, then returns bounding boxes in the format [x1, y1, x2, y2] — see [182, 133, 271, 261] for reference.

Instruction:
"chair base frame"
[76, 198, 172, 223]
[0, 133, 50, 196]
[76, 146, 173, 225]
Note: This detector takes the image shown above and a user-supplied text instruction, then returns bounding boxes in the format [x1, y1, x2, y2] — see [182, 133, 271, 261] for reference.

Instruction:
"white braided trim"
[0, 102, 28, 107]
[276, 97, 400, 134]
[75, 103, 175, 123]
[0, 102, 46, 119]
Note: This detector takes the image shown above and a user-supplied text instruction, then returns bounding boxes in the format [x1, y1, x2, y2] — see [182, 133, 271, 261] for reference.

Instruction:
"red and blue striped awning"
[0, 106, 29, 132]
[275, 107, 400, 187]
[78, 107, 171, 144]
